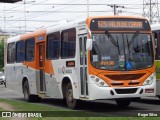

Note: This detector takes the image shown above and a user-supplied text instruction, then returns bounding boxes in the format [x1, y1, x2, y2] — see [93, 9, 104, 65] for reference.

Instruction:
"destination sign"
[90, 18, 150, 31]
[98, 21, 143, 29]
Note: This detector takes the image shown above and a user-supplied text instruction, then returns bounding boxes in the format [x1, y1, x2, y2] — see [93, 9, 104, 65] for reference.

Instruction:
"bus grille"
[115, 88, 137, 94]
[105, 73, 145, 80]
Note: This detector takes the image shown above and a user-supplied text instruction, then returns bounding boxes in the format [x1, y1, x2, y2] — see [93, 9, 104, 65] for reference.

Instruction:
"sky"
[0, 0, 155, 35]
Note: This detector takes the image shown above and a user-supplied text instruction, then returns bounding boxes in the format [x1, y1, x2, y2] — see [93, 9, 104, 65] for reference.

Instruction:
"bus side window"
[61, 28, 76, 58]
[7, 42, 16, 63]
[16, 40, 25, 63]
[25, 38, 35, 61]
[47, 32, 60, 59]
[153, 32, 158, 59]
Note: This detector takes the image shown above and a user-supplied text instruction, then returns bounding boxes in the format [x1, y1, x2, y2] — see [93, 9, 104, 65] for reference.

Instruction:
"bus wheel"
[65, 83, 77, 109]
[23, 81, 31, 102]
[116, 100, 131, 107]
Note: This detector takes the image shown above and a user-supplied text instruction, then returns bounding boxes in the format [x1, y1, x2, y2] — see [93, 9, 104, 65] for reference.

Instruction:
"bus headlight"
[91, 76, 109, 87]
[142, 73, 155, 86]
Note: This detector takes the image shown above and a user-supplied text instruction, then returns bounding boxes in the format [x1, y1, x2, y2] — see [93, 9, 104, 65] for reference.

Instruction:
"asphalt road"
[0, 85, 160, 117]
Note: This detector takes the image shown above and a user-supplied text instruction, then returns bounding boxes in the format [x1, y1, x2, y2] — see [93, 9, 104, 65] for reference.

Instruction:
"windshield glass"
[90, 33, 153, 70]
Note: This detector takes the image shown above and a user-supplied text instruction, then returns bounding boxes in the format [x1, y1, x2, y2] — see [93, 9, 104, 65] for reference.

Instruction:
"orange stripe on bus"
[22, 60, 54, 75]
[45, 60, 54, 75]
[21, 30, 54, 75]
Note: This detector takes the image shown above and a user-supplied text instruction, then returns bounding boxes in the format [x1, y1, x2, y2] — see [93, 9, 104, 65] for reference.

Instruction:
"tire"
[24, 81, 41, 102]
[23, 81, 34, 102]
[65, 83, 77, 109]
[116, 99, 131, 107]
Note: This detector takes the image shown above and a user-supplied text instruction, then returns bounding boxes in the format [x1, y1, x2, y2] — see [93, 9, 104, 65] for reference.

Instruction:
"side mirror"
[86, 39, 93, 50]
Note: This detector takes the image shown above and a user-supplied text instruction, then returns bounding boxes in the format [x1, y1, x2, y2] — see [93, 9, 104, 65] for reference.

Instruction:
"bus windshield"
[90, 32, 154, 70]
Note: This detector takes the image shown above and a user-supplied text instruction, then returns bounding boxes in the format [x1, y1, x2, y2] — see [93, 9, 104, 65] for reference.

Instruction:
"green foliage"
[0, 40, 4, 71]
[0, 99, 160, 120]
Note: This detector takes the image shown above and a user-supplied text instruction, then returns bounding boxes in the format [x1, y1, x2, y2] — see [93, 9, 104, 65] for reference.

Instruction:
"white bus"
[151, 24, 160, 98]
[5, 16, 156, 109]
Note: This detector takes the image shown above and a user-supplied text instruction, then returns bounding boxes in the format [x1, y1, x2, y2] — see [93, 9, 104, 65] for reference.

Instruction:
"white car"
[0, 72, 5, 85]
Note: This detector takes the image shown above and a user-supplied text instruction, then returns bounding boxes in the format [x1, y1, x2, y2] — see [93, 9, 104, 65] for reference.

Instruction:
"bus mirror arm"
[86, 39, 93, 50]
[86, 28, 93, 50]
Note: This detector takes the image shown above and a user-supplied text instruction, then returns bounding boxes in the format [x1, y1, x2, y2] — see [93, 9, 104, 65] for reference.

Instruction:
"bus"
[151, 24, 160, 98]
[4, 16, 156, 109]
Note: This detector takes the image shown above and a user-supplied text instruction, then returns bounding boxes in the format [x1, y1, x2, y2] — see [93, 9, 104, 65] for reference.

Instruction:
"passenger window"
[153, 31, 160, 60]
[7, 42, 16, 63]
[47, 32, 60, 59]
[25, 38, 35, 61]
[61, 28, 76, 58]
[16, 40, 25, 62]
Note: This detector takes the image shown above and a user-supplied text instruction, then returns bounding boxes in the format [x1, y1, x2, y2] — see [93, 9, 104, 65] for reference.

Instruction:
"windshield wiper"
[105, 31, 120, 55]
[105, 31, 118, 47]
[126, 35, 130, 54]
[128, 31, 139, 46]
[116, 36, 120, 55]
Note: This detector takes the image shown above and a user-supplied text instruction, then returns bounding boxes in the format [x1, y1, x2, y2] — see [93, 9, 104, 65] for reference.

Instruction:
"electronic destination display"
[90, 18, 150, 31]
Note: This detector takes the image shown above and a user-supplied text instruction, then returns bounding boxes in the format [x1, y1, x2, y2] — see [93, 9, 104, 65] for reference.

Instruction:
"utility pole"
[114, 4, 116, 15]
[143, 0, 159, 24]
[108, 4, 124, 15]
[87, 0, 89, 17]
[23, 0, 35, 33]
[150, 0, 151, 23]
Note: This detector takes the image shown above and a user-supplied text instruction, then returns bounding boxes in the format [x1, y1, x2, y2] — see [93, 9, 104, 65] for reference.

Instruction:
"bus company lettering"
[98, 21, 143, 28]
[58, 66, 72, 74]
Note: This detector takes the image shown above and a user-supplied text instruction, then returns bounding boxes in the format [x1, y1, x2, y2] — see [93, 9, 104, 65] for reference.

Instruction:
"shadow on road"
[139, 98, 160, 105]
[36, 98, 146, 112]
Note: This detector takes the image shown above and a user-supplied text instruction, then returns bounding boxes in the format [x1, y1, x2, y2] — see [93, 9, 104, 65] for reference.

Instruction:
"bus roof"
[46, 18, 86, 34]
[86, 15, 147, 20]
[7, 18, 86, 43]
[20, 29, 46, 40]
[7, 35, 20, 43]
[151, 24, 160, 31]
[7, 16, 148, 43]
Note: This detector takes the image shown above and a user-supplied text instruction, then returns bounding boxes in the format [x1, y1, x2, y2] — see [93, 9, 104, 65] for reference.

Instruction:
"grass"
[0, 99, 101, 119]
[0, 99, 159, 120]
[0, 99, 63, 111]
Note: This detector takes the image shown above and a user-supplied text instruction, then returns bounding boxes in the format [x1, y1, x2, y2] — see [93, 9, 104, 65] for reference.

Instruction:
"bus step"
[80, 97, 89, 100]
[38, 92, 46, 98]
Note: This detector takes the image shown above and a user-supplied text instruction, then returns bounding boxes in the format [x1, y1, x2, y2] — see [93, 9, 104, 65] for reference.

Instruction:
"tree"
[0, 39, 4, 71]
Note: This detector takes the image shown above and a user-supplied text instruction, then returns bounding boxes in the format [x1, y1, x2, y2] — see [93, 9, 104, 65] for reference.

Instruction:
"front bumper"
[88, 82, 156, 100]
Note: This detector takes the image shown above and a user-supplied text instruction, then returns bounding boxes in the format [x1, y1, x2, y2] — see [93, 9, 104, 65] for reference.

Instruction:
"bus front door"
[79, 35, 88, 98]
[38, 42, 46, 95]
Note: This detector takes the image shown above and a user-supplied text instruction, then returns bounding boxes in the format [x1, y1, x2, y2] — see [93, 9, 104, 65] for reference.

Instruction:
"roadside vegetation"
[0, 40, 4, 71]
[0, 99, 160, 120]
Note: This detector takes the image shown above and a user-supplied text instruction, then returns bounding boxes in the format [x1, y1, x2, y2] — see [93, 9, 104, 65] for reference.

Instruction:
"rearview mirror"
[86, 39, 93, 50]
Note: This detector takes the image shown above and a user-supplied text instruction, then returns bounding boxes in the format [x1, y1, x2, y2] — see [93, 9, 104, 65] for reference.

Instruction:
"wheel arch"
[22, 77, 29, 93]
[62, 76, 71, 98]
[61, 74, 79, 98]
